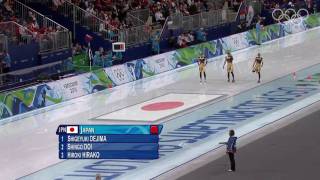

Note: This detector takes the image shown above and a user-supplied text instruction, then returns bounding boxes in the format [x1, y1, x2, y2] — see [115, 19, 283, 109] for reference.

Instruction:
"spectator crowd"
[52, 0, 226, 30]
[263, 0, 316, 12]
[0, 50, 11, 74]
[1, 0, 66, 50]
[1, 0, 318, 73]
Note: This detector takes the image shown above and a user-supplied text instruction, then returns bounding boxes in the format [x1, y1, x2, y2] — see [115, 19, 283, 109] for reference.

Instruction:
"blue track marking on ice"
[153, 93, 320, 179]
[19, 62, 320, 180]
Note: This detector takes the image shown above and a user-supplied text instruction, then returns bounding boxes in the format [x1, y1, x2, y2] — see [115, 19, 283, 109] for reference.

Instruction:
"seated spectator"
[86, 4, 96, 16]
[98, 46, 104, 55]
[113, 51, 123, 62]
[93, 51, 102, 67]
[56, 25, 63, 32]
[185, 31, 195, 45]
[232, 0, 241, 11]
[154, 9, 165, 25]
[151, 31, 160, 54]
[196, 28, 207, 42]
[102, 50, 113, 67]
[19, 20, 28, 36]
[99, 21, 116, 40]
[72, 43, 84, 55]
[3, 0, 14, 15]
[179, 2, 190, 15]
[0, 50, 11, 73]
[188, 3, 198, 15]
[53, 0, 65, 10]
[222, 0, 228, 22]
[177, 33, 188, 48]
[27, 11, 37, 25]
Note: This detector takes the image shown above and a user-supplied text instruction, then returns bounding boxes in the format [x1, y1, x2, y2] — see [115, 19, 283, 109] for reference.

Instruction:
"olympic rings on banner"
[272, 8, 309, 25]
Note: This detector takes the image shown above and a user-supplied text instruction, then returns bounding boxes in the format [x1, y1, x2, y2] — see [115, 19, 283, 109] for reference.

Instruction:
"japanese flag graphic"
[67, 126, 78, 134]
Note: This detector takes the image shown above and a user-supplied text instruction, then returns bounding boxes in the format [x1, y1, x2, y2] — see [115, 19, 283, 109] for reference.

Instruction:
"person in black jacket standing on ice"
[220, 129, 237, 172]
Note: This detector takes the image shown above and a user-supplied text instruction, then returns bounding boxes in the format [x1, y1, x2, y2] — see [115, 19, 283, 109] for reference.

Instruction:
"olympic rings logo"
[272, 8, 309, 25]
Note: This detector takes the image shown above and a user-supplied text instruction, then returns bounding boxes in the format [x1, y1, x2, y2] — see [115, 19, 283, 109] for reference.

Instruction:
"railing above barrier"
[14, 0, 68, 31]
[127, 13, 145, 27]
[0, 21, 70, 53]
[17, 0, 237, 48]
[39, 0, 121, 43]
[0, 21, 34, 46]
[121, 25, 151, 46]
[12, 0, 71, 52]
[168, 9, 236, 32]
[128, 9, 150, 24]
[37, 30, 71, 53]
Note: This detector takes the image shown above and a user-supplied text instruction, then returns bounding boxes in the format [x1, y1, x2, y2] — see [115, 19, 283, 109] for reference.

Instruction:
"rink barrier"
[1, 13, 320, 119]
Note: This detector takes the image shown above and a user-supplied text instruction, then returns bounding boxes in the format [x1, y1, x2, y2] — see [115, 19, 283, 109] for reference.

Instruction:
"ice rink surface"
[1, 27, 320, 180]
[176, 101, 320, 180]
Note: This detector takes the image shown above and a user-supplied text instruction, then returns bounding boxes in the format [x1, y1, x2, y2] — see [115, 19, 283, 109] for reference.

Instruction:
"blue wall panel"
[8, 42, 39, 71]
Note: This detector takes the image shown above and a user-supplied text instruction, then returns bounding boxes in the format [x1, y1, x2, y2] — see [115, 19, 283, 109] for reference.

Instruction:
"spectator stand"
[160, 5, 239, 51]
[23, 0, 122, 42]
[0, 21, 38, 72]
[17, 1, 256, 63]
[20, 0, 155, 53]
[12, 0, 71, 53]
[0, 1, 73, 91]
[0, 21, 33, 73]
[19, 0, 240, 58]
[0, 21, 34, 46]
[54, 0, 153, 47]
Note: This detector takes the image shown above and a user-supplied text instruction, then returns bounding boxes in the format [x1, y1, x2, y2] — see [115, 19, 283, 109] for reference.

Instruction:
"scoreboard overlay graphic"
[56, 125, 162, 159]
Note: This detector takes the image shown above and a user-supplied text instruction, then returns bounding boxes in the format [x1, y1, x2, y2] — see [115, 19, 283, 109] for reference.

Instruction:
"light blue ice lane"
[21, 64, 320, 180]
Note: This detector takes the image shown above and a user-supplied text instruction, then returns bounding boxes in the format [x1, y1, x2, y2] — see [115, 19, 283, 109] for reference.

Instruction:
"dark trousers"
[228, 152, 236, 171]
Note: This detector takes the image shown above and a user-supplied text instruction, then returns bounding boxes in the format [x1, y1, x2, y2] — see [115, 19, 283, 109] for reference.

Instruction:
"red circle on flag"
[70, 127, 74, 132]
[141, 101, 184, 111]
